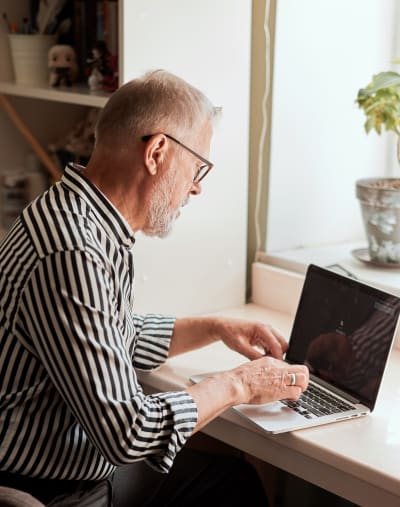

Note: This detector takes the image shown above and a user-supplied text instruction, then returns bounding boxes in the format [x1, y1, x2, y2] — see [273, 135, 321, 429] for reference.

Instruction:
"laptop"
[191, 264, 400, 433]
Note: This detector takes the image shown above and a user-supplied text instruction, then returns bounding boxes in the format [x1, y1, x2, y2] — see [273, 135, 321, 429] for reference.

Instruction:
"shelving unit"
[0, 0, 120, 179]
[0, 82, 110, 108]
[0, 80, 111, 177]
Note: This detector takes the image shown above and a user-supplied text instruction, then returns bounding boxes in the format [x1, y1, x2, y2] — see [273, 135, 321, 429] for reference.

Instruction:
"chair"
[0, 486, 45, 507]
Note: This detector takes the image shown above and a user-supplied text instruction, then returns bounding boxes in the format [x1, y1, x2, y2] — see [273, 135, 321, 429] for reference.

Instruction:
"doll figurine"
[48, 45, 79, 87]
[86, 40, 118, 93]
[86, 46, 104, 91]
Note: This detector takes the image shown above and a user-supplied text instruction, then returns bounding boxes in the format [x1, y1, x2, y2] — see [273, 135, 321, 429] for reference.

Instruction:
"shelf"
[0, 81, 111, 108]
[259, 241, 400, 296]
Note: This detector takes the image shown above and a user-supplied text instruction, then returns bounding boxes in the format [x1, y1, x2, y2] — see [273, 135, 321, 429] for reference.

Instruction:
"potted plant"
[355, 70, 400, 264]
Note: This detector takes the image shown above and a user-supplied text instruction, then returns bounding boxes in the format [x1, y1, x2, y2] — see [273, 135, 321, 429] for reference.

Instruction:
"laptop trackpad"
[233, 402, 310, 434]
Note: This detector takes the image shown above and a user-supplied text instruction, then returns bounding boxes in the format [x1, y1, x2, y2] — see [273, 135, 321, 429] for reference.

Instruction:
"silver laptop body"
[191, 264, 400, 434]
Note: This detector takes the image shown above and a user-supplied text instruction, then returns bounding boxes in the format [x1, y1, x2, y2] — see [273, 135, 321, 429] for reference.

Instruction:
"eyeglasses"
[142, 133, 214, 183]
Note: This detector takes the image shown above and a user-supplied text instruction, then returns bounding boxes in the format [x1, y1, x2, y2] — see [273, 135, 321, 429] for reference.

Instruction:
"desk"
[138, 303, 400, 507]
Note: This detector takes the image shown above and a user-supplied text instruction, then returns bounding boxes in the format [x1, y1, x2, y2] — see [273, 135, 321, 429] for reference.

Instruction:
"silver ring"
[289, 373, 296, 386]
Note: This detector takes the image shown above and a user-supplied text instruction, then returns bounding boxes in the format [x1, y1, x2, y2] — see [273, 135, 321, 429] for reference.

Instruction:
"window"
[249, 0, 400, 294]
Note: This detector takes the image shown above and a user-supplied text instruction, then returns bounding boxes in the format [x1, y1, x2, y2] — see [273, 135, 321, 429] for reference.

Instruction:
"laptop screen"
[285, 264, 400, 410]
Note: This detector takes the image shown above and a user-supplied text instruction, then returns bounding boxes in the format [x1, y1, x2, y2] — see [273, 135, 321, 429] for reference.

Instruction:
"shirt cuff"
[134, 315, 176, 370]
[145, 391, 198, 473]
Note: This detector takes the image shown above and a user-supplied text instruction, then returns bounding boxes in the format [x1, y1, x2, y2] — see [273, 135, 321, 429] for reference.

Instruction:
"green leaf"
[356, 71, 400, 137]
[367, 71, 400, 92]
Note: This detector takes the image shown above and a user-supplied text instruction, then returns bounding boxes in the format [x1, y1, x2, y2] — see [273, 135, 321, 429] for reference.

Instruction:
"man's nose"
[190, 181, 202, 195]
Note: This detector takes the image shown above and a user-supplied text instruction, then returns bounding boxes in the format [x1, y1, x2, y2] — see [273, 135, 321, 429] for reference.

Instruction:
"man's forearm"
[168, 317, 222, 357]
[186, 371, 244, 433]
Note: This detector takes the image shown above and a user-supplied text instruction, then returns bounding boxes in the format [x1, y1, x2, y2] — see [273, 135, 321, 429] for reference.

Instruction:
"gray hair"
[95, 70, 221, 146]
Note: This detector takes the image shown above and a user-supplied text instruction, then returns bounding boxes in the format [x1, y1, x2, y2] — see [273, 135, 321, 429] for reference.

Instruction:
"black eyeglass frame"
[142, 133, 214, 183]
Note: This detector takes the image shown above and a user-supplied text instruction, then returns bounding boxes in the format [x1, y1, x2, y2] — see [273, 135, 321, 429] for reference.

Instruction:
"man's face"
[144, 124, 213, 238]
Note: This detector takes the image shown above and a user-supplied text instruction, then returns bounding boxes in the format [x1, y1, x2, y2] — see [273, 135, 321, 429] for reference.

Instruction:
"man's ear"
[143, 134, 167, 176]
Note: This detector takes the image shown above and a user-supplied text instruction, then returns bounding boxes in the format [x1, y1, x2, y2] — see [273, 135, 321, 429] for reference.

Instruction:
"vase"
[8, 34, 57, 86]
[356, 178, 400, 263]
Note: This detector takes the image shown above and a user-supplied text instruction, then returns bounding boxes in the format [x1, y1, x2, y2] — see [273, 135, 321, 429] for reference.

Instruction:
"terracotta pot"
[356, 178, 400, 263]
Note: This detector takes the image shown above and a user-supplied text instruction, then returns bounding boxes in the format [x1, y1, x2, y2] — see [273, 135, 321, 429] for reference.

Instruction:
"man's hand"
[226, 356, 309, 405]
[170, 316, 288, 359]
[212, 317, 288, 361]
[171, 315, 309, 433]
[188, 356, 309, 432]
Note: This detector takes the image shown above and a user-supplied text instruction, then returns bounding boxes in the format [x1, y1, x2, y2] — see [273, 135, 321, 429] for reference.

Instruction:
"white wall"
[122, 0, 251, 315]
[266, 0, 398, 252]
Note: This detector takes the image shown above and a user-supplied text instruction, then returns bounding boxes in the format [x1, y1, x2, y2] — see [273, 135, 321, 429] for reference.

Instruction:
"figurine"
[86, 46, 104, 91]
[86, 40, 118, 93]
[48, 45, 79, 87]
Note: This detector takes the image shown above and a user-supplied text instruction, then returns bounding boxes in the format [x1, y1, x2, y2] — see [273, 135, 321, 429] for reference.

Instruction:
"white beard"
[145, 169, 183, 238]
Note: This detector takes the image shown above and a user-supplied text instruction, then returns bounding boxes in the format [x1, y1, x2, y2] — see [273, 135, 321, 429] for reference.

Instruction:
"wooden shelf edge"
[0, 82, 110, 108]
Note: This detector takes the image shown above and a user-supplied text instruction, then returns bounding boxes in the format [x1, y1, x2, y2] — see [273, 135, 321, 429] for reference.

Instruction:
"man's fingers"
[284, 370, 309, 391]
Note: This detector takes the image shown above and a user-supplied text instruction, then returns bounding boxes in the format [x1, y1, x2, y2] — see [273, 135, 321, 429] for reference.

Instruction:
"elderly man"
[0, 70, 308, 506]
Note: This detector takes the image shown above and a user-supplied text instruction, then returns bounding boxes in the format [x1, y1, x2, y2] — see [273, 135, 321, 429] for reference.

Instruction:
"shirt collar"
[62, 163, 136, 249]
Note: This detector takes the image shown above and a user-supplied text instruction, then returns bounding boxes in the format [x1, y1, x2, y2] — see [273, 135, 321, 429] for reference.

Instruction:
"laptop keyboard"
[281, 383, 355, 419]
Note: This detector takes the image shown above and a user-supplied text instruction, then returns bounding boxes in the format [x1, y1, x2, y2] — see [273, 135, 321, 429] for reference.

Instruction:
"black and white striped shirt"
[0, 164, 197, 480]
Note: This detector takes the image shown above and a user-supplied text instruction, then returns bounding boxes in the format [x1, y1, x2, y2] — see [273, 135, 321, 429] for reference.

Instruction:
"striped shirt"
[0, 163, 197, 480]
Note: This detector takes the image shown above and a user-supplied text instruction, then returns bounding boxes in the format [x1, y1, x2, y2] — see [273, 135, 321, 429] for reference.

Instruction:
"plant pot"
[356, 178, 400, 263]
